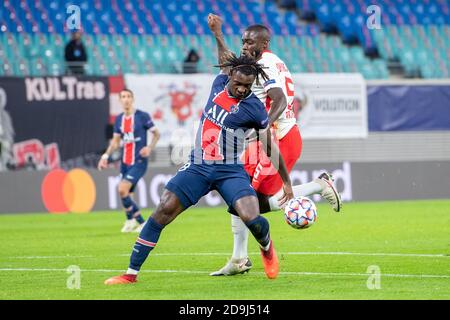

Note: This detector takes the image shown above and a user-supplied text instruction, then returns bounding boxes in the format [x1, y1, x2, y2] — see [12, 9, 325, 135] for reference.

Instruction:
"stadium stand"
[0, 0, 448, 79]
[293, 0, 449, 78]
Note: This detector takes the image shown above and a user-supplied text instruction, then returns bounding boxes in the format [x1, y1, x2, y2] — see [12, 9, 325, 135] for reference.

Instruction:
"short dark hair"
[119, 88, 134, 97]
[217, 54, 269, 85]
[244, 24, 271, 41]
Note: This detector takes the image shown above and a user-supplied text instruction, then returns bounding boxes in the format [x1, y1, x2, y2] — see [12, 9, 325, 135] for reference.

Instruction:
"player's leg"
[213, 166, 279, 279]
[209, 141, 259, 276]
[105, 189, 185, 284]
[209, 147, 256, 276]
[209, 190, 273, 276]
[212, 129, 341, 276]
[257, 127, 342, 212]
[117, 179, 142, 233]
[267, 172, 342, 212]
[126, 189, 186, 274]
[210, 138, 279, 276]
[105, 162, 212, 285]
[210, 212, 252, 276]
[233, 196, 278, 279]
[121, 162, 149, 232]
[210, 136, 285, 276]
[117, 163, 143, 232]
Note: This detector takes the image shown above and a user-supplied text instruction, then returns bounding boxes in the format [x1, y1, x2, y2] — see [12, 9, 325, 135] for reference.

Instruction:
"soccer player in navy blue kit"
[104, 55, 294, 284]
[98, 89, 160, 233]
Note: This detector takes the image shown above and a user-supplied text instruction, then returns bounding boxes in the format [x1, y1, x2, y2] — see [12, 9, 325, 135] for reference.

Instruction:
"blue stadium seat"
[0, 0, 448, 78]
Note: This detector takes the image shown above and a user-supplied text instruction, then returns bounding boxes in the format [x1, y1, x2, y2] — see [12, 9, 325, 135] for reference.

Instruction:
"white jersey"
[252, 50, 297, 140]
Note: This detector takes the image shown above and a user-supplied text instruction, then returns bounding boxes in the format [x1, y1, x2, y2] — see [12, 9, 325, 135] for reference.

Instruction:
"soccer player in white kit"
[207, 14, 343, 276]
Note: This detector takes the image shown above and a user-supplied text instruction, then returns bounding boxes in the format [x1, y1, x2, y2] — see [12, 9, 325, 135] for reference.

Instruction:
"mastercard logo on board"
[41, 169, 96, 214]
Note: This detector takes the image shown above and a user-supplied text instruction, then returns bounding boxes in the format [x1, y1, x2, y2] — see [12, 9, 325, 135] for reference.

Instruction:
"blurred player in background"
[98, 89, 160, 233]
[104, 55, 294, 284]
[207, 14, 342, 276]
[0, 88, 14, 171]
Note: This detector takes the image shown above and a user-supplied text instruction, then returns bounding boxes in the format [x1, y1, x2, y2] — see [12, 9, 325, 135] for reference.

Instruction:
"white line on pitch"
[153, 252, 450, 258]
[9, 255, 95, 259]
[8, 251, 449, 259]
[0, 268, 448, 279]
[284, 252, 450, 258]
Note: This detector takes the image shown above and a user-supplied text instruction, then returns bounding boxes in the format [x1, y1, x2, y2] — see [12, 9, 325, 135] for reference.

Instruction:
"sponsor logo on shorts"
[178, 162, 191, 172]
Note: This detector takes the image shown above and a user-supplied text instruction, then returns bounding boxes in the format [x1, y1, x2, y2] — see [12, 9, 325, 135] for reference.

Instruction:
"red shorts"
[242, 125, 302, 196]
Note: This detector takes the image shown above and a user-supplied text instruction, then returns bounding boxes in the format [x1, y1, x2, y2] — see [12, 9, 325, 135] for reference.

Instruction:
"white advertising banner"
[293, 73, 368, 139]
[124, 73, 216, 147]
[124, 73, 368, 146]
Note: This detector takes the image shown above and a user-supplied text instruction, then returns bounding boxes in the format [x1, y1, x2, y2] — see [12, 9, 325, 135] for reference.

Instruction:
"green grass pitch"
[0, 200, 449, 300]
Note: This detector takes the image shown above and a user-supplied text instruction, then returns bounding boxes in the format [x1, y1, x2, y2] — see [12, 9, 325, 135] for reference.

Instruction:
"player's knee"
[118, 183, 130, 198]
[151, 191, 181, 225]
[234, 195, 260, 223]
[235, 207, 259, 223]
[118, 188, 129, 198]
[152, 205, 175, 225]
[239, 211, 259, 223]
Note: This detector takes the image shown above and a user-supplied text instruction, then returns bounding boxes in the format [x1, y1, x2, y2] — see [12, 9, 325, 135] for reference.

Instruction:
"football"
[284, 197, 318, 229]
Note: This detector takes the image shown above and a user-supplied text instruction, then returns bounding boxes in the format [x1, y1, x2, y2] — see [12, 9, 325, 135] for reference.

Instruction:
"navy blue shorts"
[120, 161, 148, 193]
[166, 162, 256, 212]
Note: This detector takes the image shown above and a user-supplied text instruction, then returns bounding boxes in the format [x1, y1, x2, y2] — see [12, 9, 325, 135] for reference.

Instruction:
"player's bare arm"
[266, 87, 288, 127]
[207, 13, 235, 72]
[139, 127, 160, 158]
[98, 133, 121, 170]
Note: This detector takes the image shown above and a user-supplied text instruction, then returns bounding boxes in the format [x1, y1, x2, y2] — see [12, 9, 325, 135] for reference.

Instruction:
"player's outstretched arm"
[259, 129, 293, 207]
[98, 133, 121, 170]
[207, 13, 234, 73]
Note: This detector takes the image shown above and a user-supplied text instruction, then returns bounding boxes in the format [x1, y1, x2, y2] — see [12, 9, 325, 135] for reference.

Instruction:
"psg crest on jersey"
[230, 105, 239, 114]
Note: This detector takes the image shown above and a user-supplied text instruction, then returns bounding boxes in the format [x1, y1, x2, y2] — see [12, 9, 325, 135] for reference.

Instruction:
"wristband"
[101, 153, 109, 160]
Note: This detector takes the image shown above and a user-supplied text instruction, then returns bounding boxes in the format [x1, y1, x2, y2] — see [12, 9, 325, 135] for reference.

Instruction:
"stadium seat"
[1, 0, 449, 78]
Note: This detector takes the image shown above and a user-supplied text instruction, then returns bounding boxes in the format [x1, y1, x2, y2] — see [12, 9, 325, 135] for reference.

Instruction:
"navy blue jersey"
[114, 109, 155, 165]
[191, 74, 269, 164]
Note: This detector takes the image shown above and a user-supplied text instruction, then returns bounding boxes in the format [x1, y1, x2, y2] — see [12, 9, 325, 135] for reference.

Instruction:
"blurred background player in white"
[207, 14, 342, 276]
[98, 89, 160, 233]
[0, 88, 14, 171]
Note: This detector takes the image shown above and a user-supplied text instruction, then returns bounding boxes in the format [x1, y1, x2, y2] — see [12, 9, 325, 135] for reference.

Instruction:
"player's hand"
[207, 13, 223, 35]
[97, 158, 108, 171]
[139, 146, 152, 158]
[278, 182, 294, 209]
[222, 50, 236, 62]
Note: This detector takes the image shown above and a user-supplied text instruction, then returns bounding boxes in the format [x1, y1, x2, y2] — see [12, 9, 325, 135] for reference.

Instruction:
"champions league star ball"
[284, 197, 318, 229]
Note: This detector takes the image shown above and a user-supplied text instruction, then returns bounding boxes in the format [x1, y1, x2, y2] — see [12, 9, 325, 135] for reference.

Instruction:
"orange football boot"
[260, 240, 279, 279]
[104, 274, 137, 285]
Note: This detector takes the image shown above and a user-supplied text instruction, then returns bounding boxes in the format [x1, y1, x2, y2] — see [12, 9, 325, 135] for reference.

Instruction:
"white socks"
[231, 214, 249, 261]
[126, 268, 138, 275]
[260, 241, 271, 252]
[268, 181, 324, 211]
